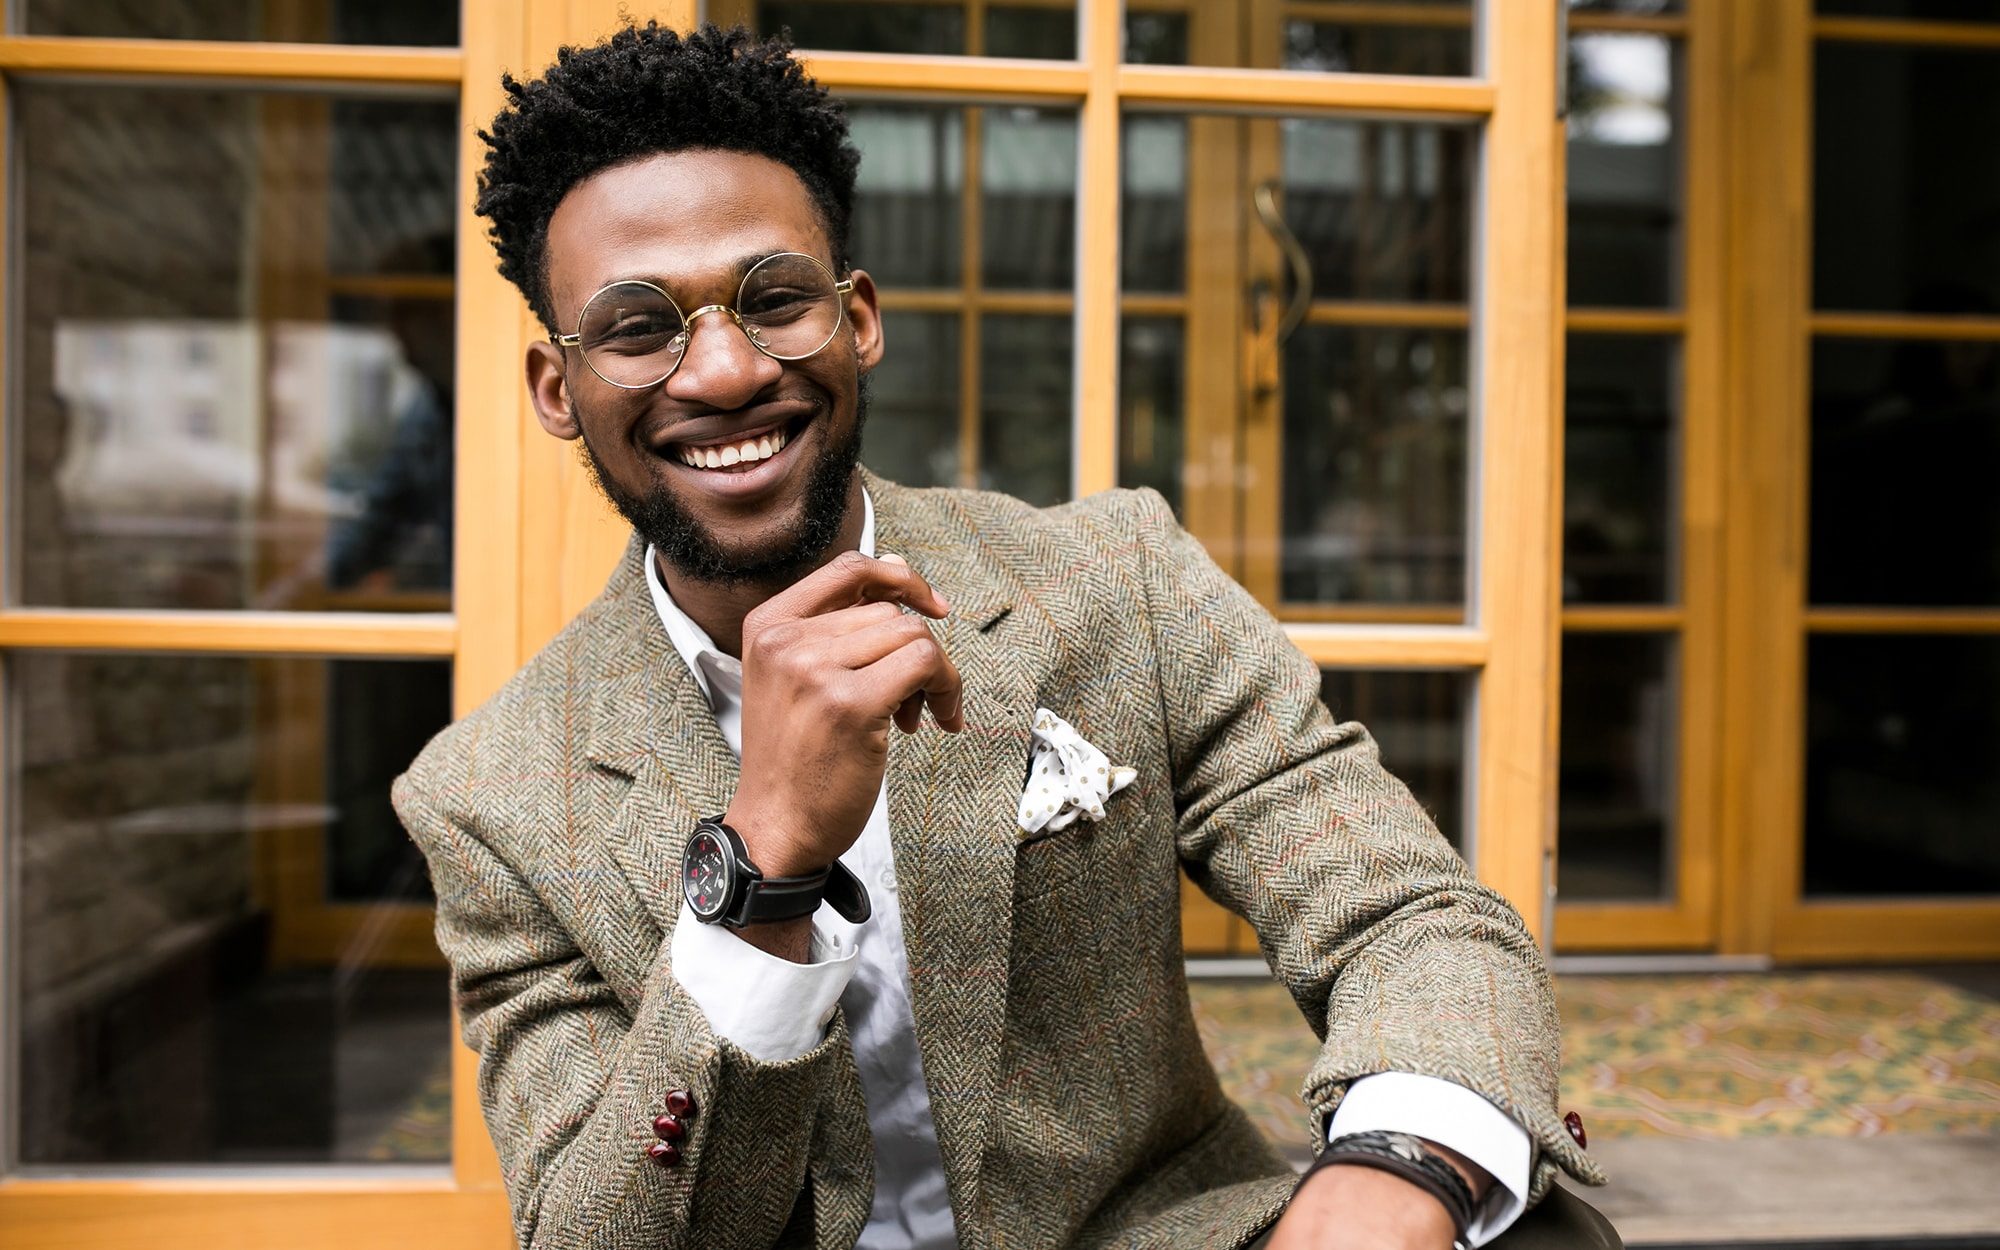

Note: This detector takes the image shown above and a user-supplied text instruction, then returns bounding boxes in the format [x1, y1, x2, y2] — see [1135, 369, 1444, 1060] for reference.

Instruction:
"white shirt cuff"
[1327, 1072, 1532, 1246]
[668, 901, 857, 1062]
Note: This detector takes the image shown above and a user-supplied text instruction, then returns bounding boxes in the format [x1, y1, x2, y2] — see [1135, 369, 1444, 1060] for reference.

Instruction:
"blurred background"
[0, 1, 1993, 1247]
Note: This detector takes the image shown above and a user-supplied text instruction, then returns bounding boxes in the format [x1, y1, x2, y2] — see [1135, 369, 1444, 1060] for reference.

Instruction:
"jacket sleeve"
[1125, 487, 1605, 1202]
[392, 762, 872, 1250]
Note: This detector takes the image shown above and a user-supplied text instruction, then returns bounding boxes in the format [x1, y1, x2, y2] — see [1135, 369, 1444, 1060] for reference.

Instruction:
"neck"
[656, 475, 868, 659]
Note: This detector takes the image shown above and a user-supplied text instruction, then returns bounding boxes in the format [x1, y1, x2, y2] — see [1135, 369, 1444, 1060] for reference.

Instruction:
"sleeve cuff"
[668, 901, 857, 1062]
[1327, 1072, 1532, 1246]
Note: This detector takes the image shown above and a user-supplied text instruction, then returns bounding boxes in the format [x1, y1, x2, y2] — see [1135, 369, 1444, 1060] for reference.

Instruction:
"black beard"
[575, 378, 868, 589]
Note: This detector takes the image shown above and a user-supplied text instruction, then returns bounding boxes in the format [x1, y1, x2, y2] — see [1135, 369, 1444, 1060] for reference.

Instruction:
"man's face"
[528, 149, 883, 585]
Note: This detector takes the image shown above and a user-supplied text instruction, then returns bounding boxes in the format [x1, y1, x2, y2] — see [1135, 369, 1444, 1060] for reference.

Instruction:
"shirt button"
[878, 867, 898, 894]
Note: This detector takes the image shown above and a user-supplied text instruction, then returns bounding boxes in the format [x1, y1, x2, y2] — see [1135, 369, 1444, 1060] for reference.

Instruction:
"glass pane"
[1285, 118, 1476, 305]
[1280, 327, 1470, 611]
[866, 312, 961, 489]
[1568, 32, 1684, 308]
[1817, 0, 1999, 18]
[1147, 0, 1476, 75]
[1815, 41, 2000, 313]
[733, 0, 1081, 56]
[1120, 318, 1185, 515]
[981, 107, 1076, 291]
[10, 84, 457, 612]
[849, 103, 963, 290]
[1123, 115, 1188, 295]
[11, 653, 453, 1166]
[1564, 335, 1680, 604]
[1320, 669, 1471, 853]
[1805, 635, 2000, 897]
[979, 316, 1072, 504]
[18, 0, 456, 43]
[1808, 337, 2000, 607]
[1557, 633, 1677, 902]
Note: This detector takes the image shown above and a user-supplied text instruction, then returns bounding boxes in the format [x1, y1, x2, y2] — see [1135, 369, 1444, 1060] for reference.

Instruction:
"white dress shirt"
[657, 490, 1531, 1247]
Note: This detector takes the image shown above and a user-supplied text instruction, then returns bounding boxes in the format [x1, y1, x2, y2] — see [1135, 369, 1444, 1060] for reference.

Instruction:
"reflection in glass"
[1564, 335, 1680, 604]
[1806, 636, 2000, 896]
[11, 653, 453, 1165]
[981, 108, 1077, 291]
[1282, 19, 1471, 77]
[1809, 338, 2000, 606]
[848, 104, 963, 290]
[1557, 633, 1677, 902]
[1320, 669, 1470, 852]
[1122, 116, 1188, 294]
[862, 312, 961, 490]
[980, 316, 1073, 505]
[18, 0, 456, 43]
[1152, 0, 1475, 75]
[11, 84, 457, 613]
[1815, 42, 2000, 313]
[1568, 32, 1682, 308]
[1120, 319, 1186, 515]
[727, 0, 1081, 56]
[1280, 327, 1469, 610]
[1283, 118, 1475, 305]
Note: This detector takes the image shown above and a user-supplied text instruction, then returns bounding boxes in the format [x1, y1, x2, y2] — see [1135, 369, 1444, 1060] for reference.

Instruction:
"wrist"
[722, 798, 825, 878]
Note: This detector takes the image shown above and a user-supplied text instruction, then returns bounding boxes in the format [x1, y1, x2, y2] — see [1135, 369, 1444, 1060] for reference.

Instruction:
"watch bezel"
[681, 824, 737, 922]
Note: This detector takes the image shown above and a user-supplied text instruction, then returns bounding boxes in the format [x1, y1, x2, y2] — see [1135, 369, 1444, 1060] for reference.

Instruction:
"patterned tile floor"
[1188, 970, 2000, 1149]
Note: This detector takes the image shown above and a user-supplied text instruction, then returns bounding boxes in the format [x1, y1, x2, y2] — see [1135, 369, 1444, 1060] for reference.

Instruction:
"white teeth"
[677, 427, 793, 470]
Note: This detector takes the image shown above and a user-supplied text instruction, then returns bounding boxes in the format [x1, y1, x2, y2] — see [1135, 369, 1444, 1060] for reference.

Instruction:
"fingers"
[760, 549, 952, 624]
[865, 632, 965, 734]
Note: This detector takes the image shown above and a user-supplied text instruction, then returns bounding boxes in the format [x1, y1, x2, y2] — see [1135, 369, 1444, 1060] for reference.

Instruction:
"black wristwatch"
[681, 815, 871, 929]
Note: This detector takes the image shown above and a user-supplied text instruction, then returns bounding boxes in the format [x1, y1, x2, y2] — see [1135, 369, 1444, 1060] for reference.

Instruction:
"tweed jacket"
[393, 472, 1604, 1250]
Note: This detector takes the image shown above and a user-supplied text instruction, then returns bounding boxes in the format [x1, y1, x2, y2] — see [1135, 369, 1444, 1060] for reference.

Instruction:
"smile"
[676, 426, 788, 470]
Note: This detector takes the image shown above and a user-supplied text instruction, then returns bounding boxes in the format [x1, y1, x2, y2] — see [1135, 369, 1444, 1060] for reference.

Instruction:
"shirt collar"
[644, 487, 876, 706]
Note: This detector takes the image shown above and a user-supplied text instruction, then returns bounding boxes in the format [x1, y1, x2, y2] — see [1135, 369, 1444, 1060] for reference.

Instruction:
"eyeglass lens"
[576, 253, 844, 388]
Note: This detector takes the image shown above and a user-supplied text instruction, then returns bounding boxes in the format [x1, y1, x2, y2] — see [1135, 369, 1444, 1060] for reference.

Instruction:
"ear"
[845, 268, 885, 375]
[526, 340, 580, 440]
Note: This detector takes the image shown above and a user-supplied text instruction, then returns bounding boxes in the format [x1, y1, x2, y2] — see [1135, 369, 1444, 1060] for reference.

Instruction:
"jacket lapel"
[582, 539, 741, 959]
[870, 475, 1036, 1215]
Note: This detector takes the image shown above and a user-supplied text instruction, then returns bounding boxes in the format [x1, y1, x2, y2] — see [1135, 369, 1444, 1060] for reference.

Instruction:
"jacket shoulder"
[396, 565, 632, 827]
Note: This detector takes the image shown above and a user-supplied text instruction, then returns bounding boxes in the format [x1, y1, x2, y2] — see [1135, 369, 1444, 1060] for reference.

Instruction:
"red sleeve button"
[653, 1113, 685, 1142]
[664, 1088, 696, 1117]
[646, 1140, 682, 1168]
[1564, 1111, 1587, 1149]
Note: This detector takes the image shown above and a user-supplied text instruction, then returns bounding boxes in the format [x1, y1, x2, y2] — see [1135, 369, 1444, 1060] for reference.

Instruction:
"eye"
[740, 287, 817, 321]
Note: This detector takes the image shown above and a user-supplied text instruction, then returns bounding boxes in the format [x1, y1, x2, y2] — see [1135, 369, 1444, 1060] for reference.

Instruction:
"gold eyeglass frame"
[554, 250, 856, 390]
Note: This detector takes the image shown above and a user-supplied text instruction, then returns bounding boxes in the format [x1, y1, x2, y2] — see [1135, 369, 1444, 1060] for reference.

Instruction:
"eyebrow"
[611, 252, 803, 292]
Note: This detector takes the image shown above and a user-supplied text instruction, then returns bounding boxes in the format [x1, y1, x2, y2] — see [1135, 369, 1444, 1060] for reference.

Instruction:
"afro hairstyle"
[474, 22, 861, 332]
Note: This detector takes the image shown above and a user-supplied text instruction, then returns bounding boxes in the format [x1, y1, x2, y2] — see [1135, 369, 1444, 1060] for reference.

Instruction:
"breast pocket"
[1012, 823, 1099, 901]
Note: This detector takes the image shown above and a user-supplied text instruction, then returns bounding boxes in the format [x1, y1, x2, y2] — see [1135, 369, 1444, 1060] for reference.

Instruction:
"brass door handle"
[1252, 179, 1314, 343]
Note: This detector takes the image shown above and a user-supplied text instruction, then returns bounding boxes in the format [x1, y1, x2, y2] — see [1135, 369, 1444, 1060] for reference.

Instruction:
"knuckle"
[834, 549, 874, 576]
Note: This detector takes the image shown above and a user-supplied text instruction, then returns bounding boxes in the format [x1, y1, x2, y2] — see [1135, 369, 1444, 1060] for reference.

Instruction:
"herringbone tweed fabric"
[394, 471, 1605, 1250]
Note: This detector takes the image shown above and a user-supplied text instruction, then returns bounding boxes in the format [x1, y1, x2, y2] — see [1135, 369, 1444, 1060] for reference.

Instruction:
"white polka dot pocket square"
[1016, 707, 1138, 839]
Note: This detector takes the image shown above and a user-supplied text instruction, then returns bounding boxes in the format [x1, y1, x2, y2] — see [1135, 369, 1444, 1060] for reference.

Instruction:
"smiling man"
[393, 22, 1616, 1250]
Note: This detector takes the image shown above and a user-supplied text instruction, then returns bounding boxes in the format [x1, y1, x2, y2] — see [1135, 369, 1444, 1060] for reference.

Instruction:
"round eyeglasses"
[555, 251, 856, 390]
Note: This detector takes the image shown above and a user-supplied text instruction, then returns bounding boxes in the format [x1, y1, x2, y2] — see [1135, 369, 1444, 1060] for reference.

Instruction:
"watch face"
[683, 829, 733, 921]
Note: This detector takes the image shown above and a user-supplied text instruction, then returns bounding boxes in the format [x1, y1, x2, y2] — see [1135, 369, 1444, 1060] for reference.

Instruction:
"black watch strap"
[736, 859, 872, 926]
[1299, 1130, 1476, 1247]
[736, 863, 832, 926]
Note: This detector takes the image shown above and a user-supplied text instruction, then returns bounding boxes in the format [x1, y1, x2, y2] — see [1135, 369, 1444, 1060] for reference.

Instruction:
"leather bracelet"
[1297, 1130, 1476, 1248]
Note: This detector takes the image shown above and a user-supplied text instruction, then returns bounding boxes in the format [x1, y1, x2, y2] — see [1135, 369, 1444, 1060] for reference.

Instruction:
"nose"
[663, 305, 782, 409]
